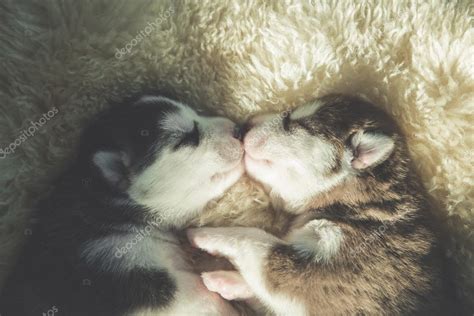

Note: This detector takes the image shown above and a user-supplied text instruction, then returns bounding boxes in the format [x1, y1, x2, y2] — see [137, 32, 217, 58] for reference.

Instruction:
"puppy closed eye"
[175, 121, 200, 149]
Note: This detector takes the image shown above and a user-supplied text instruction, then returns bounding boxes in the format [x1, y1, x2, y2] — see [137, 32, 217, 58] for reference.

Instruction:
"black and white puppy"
[0, 96, 243, 316]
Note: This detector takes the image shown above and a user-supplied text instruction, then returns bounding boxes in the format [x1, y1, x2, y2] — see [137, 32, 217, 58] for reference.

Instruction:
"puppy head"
[244, 94, 399, 213]
[83, 96, 244, 227]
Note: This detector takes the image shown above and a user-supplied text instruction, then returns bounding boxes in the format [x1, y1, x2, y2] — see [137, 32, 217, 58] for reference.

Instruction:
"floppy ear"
[349, 130, 395, 170]
[92, 150, 131, 190]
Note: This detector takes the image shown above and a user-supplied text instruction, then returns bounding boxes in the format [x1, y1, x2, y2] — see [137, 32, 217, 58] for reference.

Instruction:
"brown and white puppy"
[188, 94, 448, 315]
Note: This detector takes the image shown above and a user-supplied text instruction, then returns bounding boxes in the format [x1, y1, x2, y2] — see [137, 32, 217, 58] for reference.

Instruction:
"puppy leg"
[187, 227, 308, 316]
[155, 271, 239, 316]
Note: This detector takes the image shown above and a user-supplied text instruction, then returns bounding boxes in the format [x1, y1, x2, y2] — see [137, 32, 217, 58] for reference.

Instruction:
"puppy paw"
[202, 270, 254, 301]
[187, 228, 237, 258]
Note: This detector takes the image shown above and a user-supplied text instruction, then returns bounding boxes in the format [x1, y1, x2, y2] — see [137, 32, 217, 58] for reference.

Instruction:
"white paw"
[187, 227, 282, 270]
[187, 228, 238, 258]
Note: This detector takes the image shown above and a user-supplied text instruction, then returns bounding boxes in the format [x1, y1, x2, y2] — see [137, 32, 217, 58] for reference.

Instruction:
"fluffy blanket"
[0, 0, 472, 310]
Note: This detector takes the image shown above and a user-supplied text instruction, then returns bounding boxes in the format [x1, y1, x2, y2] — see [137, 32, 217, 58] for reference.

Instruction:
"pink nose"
[241, 114, 268, 141]
[242, 113, 273, 152]
[251, 136, 267, 148]
[244, 128, 268, 151]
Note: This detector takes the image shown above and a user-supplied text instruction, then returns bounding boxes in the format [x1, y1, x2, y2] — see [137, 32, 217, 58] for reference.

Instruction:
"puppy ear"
[349, 130, 394, 170]
[92, 150, 130, 190]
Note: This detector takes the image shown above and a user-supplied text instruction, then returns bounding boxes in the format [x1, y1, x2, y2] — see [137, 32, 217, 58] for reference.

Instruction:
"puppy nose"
[232, 124, 244, 141]
[233, 123, 253, 141]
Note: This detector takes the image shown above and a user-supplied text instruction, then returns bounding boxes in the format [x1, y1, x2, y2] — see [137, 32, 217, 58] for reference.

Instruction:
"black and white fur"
[0, 96, 243, 316]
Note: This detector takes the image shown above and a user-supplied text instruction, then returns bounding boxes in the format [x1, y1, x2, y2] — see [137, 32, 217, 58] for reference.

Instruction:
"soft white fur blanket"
[0, 0, 472, 310]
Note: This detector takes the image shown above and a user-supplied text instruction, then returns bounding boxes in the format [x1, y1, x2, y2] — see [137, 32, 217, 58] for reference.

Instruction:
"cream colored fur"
[0, 0, 472, 309]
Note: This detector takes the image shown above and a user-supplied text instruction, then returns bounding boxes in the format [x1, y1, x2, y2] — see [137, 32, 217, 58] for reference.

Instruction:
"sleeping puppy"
[188, 94, 448, 315]
[0, 96, 244, 316]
